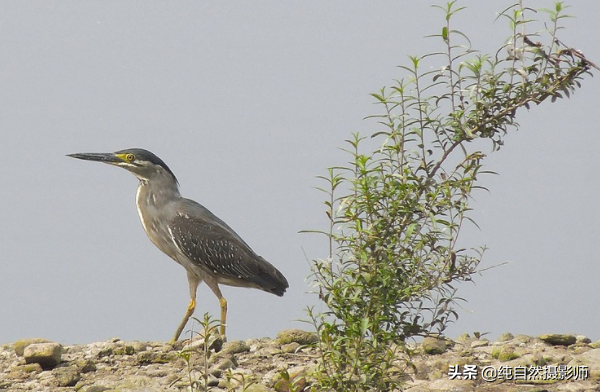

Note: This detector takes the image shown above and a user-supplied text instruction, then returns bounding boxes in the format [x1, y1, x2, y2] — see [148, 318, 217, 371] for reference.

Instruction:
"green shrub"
[307, 2, 595, 391]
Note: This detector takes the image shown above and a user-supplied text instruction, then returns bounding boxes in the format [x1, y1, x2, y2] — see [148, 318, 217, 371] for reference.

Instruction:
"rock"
[113, 343, 136, 355]
[276, 329, 318, 346]
[576, 335, 592, 344]
[422, 337, 448, 355]
[222, 340, 250, 355]
[207, 373, 220, 386]
[491, 346, 520, 361]
[136, 350, 178, 364]
[52, 366, 81, 387]
[8, 362, 43, 380]
[568, 348, 600, 380]
[96, 346, 114, 357]
[13, 338, 51, 356]
[23, 342, 62, 369]
[514, 334, 533, 344]
[539, 333, 577, 346]
[281, 342, 301, 353]
[79, 386, 111, 392]
[425, 378, 476, 391]
[75, 359, 97, 373]
[470, 340, 489, 348]
[212, 357, 236, 373]
[497, 332, 514, 342]
[132, 341, 149, 352]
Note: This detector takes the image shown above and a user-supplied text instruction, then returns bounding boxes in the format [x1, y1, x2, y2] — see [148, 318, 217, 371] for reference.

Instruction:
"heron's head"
[68, 148, 178, 184]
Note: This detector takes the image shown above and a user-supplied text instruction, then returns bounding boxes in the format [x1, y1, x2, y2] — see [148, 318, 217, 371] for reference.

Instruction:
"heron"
[68, 148, 288, 342]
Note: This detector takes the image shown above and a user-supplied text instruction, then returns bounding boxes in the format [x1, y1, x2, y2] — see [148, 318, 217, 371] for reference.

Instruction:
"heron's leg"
[171, 273, 201, 343]
[206, 281, 227, 337]
[219, 297, 228, 336]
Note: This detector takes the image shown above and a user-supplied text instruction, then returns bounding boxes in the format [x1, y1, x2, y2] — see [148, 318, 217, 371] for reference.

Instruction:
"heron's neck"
[136, 178, 181, 210]
[135, 178, 181, 256]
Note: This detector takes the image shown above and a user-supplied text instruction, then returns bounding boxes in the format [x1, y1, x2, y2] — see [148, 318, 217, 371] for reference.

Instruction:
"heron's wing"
[178, 198, 253, 248]
[167, 213, 260, 281]
[168, 200, 289, 294]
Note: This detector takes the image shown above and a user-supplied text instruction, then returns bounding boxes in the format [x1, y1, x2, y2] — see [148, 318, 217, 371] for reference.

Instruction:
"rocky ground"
[1, 330, 599, 391]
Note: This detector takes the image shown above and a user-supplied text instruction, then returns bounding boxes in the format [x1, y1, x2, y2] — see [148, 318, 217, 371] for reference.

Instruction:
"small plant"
[277, 367, 307, 392]
[473, 331, 490, 340]
[176, 313, 222, 391]
[307, 1, 595, 391]
[224, 369, 258, 392]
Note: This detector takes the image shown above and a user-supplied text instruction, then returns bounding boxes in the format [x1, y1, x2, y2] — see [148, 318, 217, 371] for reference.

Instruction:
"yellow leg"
[171, 273, 201, 343]
[219, 297, 228, 336]
[171, 298, 196, 343]
[205, 280, 228, 338]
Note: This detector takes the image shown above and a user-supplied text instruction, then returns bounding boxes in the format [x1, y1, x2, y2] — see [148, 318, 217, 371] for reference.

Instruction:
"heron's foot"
[171, 298, 197, 343]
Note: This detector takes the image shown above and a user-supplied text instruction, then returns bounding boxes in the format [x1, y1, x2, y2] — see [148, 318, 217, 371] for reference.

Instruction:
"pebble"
[0, 329, 597, 391]
[538, 333, 577, 346]
[276, 329, 318, 345]
[470, 340, 489, 348]
[422, 337, 448, 354]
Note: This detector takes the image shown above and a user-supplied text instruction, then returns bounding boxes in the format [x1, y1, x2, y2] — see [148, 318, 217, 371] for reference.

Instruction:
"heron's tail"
[254, 256, 289, 296]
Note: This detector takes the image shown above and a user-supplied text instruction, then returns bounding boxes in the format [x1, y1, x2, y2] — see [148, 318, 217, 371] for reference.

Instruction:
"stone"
[513, 334, 533, 343]
[422, 337, 448, 355]
[276, 329, 318, 346]
[497, 332, 514, 342]
[491, 346, 520, 361]
[576, 335, 592, 344]
[281, 342, 301, 353]
[568, 348, 600, 380]
[255, 345, 281, 357]
[8, 362, 43, 381]
[53, 366, 81, 387]
[113, 344, 136, 355]
[426, 378, 476, 391]
[207, 374, 220, 386]
[13, 338, 51, 356]
[75, 359, 97, 373]
[23, 342, 62, 369]
[96, 346, 114, 357]
[539, 333, 577, 346]
[132, 341, 149, 352]
[79, 386, 111, 392]
[223, 340, 250, 355]
[20, 363, 44, 373]
[470, 340, 489, 348]
[136, 350, 178, 364]
[212, 357, 236, 372]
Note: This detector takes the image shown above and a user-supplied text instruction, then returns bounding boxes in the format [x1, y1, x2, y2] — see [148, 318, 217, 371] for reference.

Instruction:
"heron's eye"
[125, 154, 135, 162]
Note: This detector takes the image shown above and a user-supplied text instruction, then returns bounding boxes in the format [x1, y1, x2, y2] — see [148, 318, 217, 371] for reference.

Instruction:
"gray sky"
[2, 1, 599, 345]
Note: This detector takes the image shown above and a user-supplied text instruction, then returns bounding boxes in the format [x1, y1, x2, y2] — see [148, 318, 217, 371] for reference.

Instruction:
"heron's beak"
[67, 152, 124, 165]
